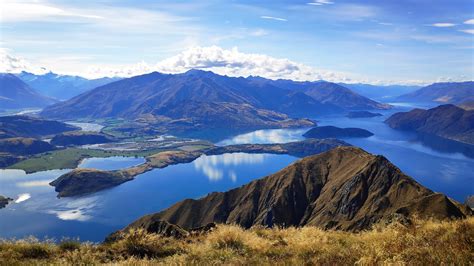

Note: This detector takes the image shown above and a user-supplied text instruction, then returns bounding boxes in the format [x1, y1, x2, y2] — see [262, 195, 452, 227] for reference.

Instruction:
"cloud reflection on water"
[218, 128, 307, 145]
[193, 153, 268, 181]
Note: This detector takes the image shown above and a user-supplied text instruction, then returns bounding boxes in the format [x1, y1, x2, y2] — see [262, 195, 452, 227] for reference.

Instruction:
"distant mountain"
[0, 115, 79, 139]
[396, 81, 474, 104]
[341, 83, 420, 101]
[111, 146, 470, 234]
[252, 78, 391, 110]
[17, 71, 120, 100]
[0, 73, 56, 109]
[43, 70, 388, 119]
[385, 104, 474, 145]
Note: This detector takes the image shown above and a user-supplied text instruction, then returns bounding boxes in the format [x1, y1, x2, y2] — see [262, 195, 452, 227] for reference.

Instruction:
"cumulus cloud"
[0, 48, 49, 74]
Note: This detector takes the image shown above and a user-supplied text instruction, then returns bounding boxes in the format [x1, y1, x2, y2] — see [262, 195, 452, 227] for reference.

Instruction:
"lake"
[1, 102, 473, 242]
[0, 154, 297, 242]
[221, 103, 474, 204]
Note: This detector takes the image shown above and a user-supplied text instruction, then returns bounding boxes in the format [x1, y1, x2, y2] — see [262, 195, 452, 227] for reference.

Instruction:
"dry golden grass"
[0, 217, 473, 265]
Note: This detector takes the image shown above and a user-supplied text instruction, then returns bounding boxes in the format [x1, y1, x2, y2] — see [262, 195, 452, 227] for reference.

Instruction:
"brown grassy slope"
[0, 217, 473, 265]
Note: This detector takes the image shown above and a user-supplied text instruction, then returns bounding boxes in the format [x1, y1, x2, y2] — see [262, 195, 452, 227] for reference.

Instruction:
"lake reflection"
[220, 108, 474, 203]
[78, 156, 145, 170]
[194, 153, 269, 181]
[217, 128, 308, 145]
[0, 154, 297, 241]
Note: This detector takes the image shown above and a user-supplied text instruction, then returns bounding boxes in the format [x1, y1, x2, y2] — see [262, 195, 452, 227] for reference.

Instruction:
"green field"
[8, 148, 157, 173]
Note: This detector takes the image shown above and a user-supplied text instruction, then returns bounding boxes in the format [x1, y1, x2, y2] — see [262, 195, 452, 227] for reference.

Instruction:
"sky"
[1, 0, 473, 85]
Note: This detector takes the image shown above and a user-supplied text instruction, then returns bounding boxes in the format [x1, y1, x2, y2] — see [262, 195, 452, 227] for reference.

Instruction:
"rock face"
[0, 115, 78, 139]
[0, 137, 55, 155]
[0, 73, 56, 108]
[122, 147, 471, 232]
[303, 126, 374, 139]
[396, 81, 474, 104]
[385, 104, 474, 145]
[346, 111, 382, 118]
[50, 132, 116, 146]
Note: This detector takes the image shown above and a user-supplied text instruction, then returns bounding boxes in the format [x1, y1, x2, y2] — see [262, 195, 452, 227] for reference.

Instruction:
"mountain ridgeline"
[111, 147, 471, 236]
[17, 71, 120, 100]
[0, 73, 56, 109]
[41, 70, 390, 133]
[386, 104, 474, 145]
[396, 81, 474, 104]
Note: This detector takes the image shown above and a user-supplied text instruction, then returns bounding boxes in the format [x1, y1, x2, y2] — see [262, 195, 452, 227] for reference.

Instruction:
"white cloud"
[0, 0, 103, 22]
[15, 193, 31, 203]
[308, 0, 334, 5]
[0, 48, 49, 74]
[464, 19, 474, 25]
[429, 23, 456, 27]
[1, 46, 465, 85]
[459, 29, 474, 35]
[260, 16, 287, 22]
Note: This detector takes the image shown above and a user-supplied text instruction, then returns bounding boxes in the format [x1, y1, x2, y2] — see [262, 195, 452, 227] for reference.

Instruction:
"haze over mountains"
[17, 71, 120, 100]
[0, 74, 56, 109]
[397, 82, 474, 104]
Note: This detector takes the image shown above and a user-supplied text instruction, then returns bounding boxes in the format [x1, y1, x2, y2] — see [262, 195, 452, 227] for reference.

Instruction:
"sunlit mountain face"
[0, 1, 473, 264]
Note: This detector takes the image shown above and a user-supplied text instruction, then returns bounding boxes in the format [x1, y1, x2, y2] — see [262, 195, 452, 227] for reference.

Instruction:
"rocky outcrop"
[303, 126, 374, 139]
[119, 147, 471, 232]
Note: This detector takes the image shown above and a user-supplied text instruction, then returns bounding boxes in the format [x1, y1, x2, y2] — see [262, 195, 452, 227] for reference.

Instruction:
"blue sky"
[1, 0, 473, 84]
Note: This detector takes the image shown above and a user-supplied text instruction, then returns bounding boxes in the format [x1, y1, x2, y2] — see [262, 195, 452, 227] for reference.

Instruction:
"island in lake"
[303, 126, 374, 139]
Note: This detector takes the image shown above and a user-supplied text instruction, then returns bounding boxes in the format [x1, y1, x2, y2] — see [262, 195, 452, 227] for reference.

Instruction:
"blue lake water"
[0, 153, 297, 242]
[1, 102, 473, 242]
[78, 156, 145, 170]
[221, 104, 474, 204]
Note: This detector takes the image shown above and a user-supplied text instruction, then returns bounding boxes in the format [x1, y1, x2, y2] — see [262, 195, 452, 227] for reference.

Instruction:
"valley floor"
[1, 217, 472, 265]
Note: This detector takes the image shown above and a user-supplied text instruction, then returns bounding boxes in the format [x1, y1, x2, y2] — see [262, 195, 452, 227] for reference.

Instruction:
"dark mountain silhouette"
[0, 73, 56, 109]
[111, 147, 471, 235]
[0, 115, 78, 139]
[385, 104, 474, 145]
[303, 126, 374, 138]
[17, 71, 120, 100]
[396, 81, 474, 104]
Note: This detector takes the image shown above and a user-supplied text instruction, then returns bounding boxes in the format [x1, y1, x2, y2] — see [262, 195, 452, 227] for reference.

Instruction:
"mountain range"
[0, 74, 56, 109]
[17, 71, 120, 100]
[386, 104, 474, 145]
[396, 81, 474, 104]
[40, 70, 390, 136]
[111, 146, 470, 236]
[341, 83, 421, 101]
